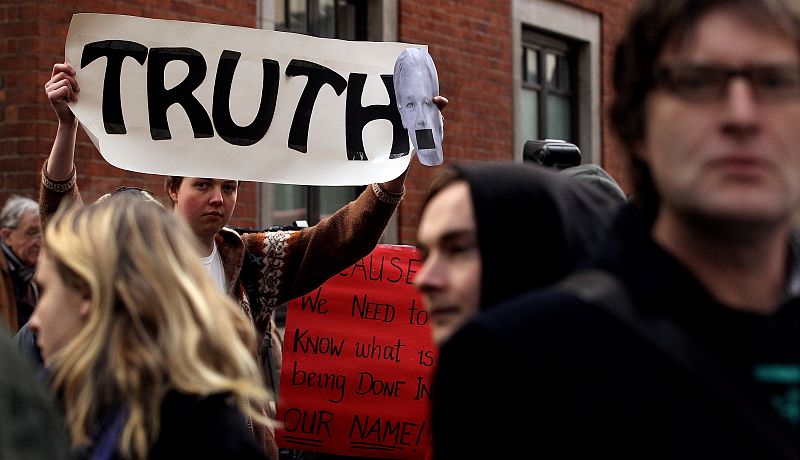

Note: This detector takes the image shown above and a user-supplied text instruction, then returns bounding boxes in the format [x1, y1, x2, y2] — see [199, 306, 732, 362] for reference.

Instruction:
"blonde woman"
[29, 194, 272, 460]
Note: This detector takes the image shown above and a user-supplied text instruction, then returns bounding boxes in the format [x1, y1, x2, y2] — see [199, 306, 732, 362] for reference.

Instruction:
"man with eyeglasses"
[0, 196, 42, 332]
[432, 1, 800, 458]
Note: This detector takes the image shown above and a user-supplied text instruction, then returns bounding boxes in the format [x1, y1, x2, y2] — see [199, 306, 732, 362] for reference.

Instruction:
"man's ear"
[168, 186, 179, 204]
[0, 227, 12, 240]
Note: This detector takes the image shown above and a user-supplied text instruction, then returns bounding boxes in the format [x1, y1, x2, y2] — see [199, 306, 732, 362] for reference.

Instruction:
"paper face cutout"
[393, 48, 444, 166]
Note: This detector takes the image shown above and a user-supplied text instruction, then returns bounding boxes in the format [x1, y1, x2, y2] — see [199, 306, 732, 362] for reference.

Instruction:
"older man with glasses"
[0, 196, 42, 332]
[432, 0, 800, 458]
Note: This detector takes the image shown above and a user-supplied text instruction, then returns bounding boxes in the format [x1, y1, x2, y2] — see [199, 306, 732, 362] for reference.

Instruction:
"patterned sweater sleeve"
[243, 184, 401, 328]
[39, 161, 82, 229]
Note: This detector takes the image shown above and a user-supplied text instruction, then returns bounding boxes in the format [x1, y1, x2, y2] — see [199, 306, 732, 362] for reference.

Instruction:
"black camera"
[523, 139, 582, 170]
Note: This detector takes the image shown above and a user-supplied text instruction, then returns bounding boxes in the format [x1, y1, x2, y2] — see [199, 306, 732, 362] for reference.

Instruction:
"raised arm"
[45, 63, 80, 180]
[40, 63, 82, 228]
[243, 95, 448, 330]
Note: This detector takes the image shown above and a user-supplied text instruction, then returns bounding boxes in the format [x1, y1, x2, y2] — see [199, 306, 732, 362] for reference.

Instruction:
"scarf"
[2, 241, 34, 284]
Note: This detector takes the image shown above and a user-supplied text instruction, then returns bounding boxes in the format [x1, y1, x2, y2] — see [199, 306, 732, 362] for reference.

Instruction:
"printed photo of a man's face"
[394, 48, 443, 166]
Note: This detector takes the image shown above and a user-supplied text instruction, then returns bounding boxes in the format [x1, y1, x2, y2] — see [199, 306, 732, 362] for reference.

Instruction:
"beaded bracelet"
[371, 182, 404, 204]
[42, 163, 77, 193]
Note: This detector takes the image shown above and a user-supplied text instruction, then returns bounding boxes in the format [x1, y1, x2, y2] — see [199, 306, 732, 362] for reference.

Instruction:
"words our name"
[282, 409, 427, 451]
[80, 40, 410, 159]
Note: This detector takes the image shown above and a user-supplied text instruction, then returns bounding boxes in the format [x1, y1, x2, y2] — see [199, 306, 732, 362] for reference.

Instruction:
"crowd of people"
[2, 0, 799, 458]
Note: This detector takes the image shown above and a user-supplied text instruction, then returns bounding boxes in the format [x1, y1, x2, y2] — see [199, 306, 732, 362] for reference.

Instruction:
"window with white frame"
[513, 0, 600, 163]
[520, 29, 577, 144]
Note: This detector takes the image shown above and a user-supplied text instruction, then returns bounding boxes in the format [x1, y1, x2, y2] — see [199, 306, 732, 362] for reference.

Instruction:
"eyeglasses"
[6, 227, 42, 241]
[22, 229, 42, 241]
[654, 63, 800, 103]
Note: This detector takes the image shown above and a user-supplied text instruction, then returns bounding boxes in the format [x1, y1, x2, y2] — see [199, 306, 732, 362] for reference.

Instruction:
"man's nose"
[414, 255, 445, 292]
[208, 186, 224, 205]
[720, 78, 760, 136]
[28, 310, 40, 333]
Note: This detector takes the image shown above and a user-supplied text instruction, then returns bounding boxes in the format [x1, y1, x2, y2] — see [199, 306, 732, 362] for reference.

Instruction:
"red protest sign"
[276, 245, 434, 458]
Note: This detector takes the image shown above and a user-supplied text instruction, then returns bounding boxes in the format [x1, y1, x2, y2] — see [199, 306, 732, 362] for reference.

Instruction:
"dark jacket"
[432, 205, 800, 459]
[0, 246, 16, 332]
[74, 391, 266, 460]
[0, 242, 38, 333]
[0, 330, 70, 460]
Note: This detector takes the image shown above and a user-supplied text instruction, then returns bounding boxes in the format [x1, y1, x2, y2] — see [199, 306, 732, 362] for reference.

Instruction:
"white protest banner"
[65, 14, 421, 185]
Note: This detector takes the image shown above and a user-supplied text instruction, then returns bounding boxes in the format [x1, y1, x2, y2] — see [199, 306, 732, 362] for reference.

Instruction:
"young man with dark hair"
[413, 162, 624, 346]
[433, 1, 800, 458]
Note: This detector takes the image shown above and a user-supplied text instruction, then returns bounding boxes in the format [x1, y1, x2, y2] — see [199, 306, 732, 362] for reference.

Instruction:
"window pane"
[546, 94, 571, 141]
[337, 0, 357, 39]
[320, 186, 355, 217]
[524, 47, 538, 83]
[557, 55, 570, 91]
[318, 0, 336, 38]
[288, 0, 308, 33]
[545, 52, 556, 86]
[545, 52, 570, 92]
[275, 0, 286, 30]
[519, 87, 539, 143]
[273, 184, 308, 225]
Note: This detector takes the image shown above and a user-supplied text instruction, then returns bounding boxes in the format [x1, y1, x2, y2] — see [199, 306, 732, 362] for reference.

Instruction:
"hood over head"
[451, 162, 625, 309]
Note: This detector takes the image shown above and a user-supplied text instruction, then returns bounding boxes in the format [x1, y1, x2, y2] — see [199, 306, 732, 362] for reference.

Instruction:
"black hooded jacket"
[451, 162, 625, 310]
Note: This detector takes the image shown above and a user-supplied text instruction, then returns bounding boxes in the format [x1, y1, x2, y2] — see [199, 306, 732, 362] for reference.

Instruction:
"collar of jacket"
[1, 241, 33, 284]
[214, 227, 245, 295]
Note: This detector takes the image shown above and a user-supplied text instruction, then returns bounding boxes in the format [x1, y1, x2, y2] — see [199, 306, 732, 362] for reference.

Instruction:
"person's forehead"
[418, 183, 476, 242]
[184, 177, 237, 184]
[662, 9, 799, 60]
[16, 211, 40, 229]
[398, 71, 433, 89]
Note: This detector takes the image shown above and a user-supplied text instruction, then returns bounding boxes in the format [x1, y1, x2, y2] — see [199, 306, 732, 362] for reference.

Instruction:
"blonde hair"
[44, 195, 269, 459]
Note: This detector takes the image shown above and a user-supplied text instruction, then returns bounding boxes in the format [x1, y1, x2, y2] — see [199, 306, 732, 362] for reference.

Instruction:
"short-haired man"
[0, 196, 41, 332]
[432, 1, 800, 458]
[414, 162, 624, 345]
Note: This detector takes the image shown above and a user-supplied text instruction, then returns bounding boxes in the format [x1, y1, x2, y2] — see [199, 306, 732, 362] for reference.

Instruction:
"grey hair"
[0, 195, 39, 229]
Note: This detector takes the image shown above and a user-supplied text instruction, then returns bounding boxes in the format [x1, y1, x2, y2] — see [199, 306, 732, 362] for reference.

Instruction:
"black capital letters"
[81, 40, 148, 135]
[345, 74, 409, 161]
[147, 47, 213, 140]
[285, 60, 347, 153]
[213, 51, 280, 146]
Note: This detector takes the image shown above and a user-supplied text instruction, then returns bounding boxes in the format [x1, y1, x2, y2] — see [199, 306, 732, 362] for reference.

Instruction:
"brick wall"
[0, 0, 259, 227]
